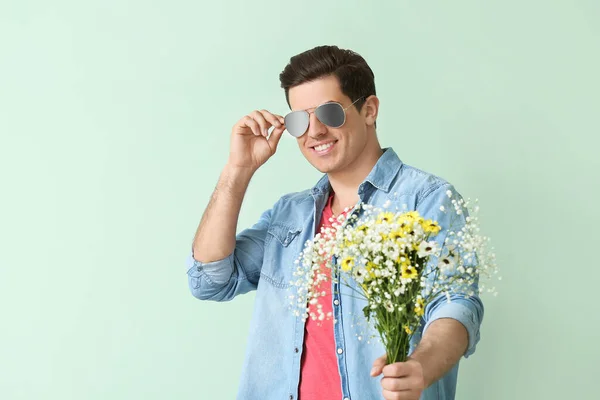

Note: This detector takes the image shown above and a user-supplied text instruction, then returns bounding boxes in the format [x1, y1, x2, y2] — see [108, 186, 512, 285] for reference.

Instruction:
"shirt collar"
[310, 147, 403, 196]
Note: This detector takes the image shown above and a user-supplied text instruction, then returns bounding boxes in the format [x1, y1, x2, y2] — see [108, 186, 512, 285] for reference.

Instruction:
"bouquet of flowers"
[289, 189, 498, 364]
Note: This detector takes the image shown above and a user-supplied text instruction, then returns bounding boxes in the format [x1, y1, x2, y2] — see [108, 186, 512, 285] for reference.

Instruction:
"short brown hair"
[279, 45, 376, 113]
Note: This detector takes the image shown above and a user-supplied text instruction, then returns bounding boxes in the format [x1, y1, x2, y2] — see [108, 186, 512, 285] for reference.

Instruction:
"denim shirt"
[186, 148, 484, 400]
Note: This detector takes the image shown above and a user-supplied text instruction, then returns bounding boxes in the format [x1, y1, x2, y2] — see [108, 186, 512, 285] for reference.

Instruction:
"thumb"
[370, 353, 387, 377]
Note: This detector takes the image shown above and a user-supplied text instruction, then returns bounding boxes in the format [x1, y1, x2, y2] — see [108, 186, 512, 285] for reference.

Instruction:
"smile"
[311, 141, 337, 155]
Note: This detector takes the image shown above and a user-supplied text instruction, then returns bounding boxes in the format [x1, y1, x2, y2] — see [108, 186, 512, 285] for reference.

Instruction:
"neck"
[328, 139, 384, 214]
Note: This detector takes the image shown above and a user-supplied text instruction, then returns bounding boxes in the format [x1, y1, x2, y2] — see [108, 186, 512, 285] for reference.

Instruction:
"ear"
[363, 95, 379, 127]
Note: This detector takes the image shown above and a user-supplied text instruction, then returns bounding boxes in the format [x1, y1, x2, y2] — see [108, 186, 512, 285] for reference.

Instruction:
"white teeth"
[314, 142, 334, 152]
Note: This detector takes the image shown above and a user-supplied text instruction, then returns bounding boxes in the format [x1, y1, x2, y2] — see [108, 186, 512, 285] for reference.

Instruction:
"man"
[186, 45, 484, 400]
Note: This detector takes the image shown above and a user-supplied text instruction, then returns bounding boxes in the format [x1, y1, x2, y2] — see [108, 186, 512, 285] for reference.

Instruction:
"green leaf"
[363, 305, 371, 321]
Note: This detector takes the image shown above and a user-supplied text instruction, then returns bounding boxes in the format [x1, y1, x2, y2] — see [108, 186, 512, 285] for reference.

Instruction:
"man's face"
[287, 75, 369, 174]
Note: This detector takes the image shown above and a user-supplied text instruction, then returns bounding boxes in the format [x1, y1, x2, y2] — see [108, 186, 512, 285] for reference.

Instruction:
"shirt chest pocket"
[261, 224, 303, 288]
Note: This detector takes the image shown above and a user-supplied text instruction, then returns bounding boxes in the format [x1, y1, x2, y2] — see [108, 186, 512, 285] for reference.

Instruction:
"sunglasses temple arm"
[344, 96, 365, 110]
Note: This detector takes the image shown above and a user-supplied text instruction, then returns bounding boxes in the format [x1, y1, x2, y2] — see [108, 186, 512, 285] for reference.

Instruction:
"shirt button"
[294, 347, 299, 353]
[337, 348, 343, 355]
[333, 299, 339, 306]
[289, 395, 293, 400]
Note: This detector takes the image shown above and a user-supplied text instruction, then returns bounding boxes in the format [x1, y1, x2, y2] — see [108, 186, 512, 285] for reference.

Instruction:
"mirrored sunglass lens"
[315, 102, 345, 128]
[284, 111, 309, 137]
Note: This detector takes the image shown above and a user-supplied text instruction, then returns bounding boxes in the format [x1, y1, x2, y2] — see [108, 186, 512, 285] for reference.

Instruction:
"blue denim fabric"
[186, 148, 484, 400]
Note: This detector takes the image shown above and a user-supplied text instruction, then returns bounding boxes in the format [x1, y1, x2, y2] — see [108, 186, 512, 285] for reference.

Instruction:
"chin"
[310, 158, 342, 174]
[302, 147, 346, 174]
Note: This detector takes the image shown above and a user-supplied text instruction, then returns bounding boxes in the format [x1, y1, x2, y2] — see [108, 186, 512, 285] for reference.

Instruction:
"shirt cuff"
[422, 299, 480, 358]
[186, 249, 234, 285]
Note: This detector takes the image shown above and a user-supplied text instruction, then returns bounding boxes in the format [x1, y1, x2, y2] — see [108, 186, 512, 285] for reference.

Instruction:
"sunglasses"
[284, 97, 364, 137]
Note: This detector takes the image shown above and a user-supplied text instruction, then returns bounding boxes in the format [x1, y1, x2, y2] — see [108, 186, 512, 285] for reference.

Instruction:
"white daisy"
[384, 300, 395, 312]
[417, 241, 439, 258]
[438, 253, 458, 272]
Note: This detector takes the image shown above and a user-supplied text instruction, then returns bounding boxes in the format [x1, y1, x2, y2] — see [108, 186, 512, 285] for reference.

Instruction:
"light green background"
[1, 1, 598, 399]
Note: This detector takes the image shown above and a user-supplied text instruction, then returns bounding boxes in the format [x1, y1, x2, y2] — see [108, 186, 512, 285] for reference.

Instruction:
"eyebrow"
[294, 99, 337, 112]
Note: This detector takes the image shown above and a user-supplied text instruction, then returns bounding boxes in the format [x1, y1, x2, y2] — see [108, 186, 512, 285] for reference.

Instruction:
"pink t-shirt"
[299, 193, 348, 400]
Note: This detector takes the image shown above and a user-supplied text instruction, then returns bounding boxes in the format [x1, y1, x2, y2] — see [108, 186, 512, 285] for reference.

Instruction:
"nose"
[307, 111, 327, 139]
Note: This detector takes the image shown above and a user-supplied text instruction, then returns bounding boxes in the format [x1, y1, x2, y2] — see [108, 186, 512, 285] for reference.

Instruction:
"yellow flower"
[414, 297, 425, 317]
[389, 230, 404, 241]
[365, 261, 378, 279]
[339, 239, 352, 250]
[376, 212, 395, 224]
[409, 211, 423, 220]
[399, 211, 423, 224]
[401, 264, 418, 280]
[341, 256, 354, 272]
[357, 225, 368, 233]
[397, 218, 413, 231]
[395, 255, 408, 266]
[421, 219, 441, 235]
[404, 325, 413, 335]
[398, 212, 424, 237]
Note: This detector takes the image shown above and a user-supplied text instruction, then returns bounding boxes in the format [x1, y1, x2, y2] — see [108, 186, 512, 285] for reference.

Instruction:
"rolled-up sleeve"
[186, 205, 273, 302]
[416, 182, 485, 358]
[186, 250, 234, 284]
[422, 294, 483, 357]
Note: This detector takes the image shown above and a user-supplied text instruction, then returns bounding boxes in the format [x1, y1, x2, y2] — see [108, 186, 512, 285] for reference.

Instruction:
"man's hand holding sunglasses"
[228, 109, 286, 173]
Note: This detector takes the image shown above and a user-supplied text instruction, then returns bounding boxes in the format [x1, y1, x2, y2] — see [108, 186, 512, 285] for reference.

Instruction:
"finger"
[250, 110, 270, 137]
[242, 116, 261, 137]
[382, 362, 411, 378]
[259, 109, 284, 130]
[259, 109, 285, 124]
[381, 376, 414, 392]
[371, 354, 387, 377]
[267, 125, 285, 151]
[382, 388, 412, 400]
